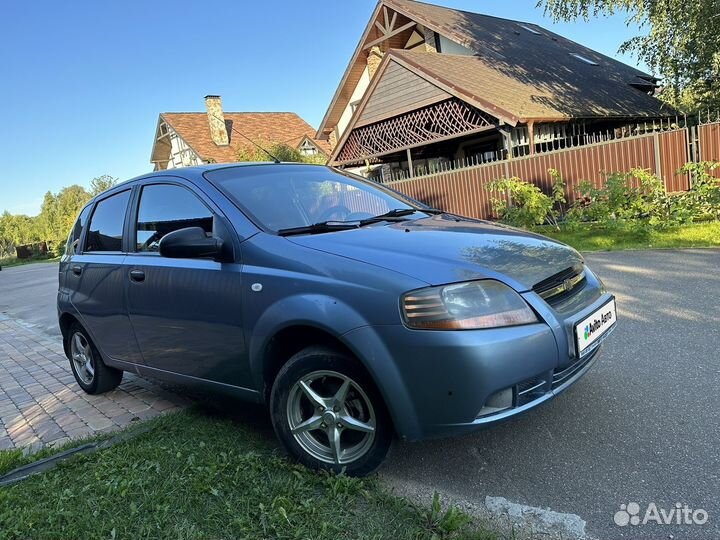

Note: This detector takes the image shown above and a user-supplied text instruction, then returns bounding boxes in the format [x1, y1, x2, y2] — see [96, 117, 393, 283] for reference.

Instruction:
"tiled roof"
[384, 0, 674, 120]
[161, 112, 330, 163]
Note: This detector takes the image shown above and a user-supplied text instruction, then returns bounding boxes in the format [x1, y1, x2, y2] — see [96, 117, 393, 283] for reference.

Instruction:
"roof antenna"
[210, 113, 281, 163]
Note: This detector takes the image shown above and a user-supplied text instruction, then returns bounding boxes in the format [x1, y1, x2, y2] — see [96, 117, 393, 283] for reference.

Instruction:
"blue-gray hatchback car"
[58, 163, 617, 475]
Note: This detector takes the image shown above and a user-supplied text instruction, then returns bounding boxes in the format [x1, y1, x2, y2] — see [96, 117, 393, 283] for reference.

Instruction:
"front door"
[124, 181, 249, 387]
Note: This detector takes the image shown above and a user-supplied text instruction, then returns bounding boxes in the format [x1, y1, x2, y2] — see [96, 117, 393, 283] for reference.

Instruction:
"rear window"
[66, 205, 91, 255]
[205, 165, 412, 232]
[85, 190, 130, 252]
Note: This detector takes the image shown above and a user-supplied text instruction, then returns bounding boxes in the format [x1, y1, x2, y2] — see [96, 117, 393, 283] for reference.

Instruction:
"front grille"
[551, 346, 599, 389]
[533, 264, 586, 306]
[516, 376, 547, 406]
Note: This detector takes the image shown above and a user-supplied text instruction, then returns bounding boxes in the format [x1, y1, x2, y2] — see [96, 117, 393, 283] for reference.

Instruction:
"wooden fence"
[384, 122, 720, 220]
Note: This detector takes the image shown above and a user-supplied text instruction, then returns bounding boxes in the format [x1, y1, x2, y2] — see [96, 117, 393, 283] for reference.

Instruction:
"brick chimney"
[205, 95, 229, 146]
[367, 46, 384, 79]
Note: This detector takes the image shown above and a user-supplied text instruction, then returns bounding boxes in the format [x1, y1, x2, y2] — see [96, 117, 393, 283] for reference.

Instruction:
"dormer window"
[570, 53, 599, 66]
[518, 24, 542, 35]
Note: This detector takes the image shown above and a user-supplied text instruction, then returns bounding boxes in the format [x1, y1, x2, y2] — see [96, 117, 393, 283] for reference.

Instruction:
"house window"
[570, 53, 599, 66]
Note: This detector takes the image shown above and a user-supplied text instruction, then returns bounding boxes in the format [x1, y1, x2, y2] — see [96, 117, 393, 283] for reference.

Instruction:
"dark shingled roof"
[318, 0, 675, 137]
[383, 0, 674, 120]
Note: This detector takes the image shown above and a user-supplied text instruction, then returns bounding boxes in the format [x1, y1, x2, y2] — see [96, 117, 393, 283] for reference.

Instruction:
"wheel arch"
[259, 323, 364, 402]
[248, 293, 420, 438]
[58, 312, 80, 357]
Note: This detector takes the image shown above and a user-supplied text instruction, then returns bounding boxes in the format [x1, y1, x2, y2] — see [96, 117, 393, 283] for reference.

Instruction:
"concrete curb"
[0, 425, 153, 487]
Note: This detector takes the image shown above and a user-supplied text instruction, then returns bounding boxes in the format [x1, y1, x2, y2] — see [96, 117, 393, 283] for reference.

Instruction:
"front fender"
[247, 294, 421, 440]
[247, 294, 370, 391]
[341, 325, 422, 440]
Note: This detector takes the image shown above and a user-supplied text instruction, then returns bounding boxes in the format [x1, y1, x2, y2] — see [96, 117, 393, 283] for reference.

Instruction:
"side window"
[65, 205, 91, 255]
[85, 190, 131, 252]
[136, 184, 213, 252]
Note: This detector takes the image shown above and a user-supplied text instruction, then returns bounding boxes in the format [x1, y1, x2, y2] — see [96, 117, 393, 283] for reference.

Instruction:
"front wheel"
[270, 346, 392, 476]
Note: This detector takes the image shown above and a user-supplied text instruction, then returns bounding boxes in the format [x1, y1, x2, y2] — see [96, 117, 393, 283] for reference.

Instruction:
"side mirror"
[158, 227, 227, 261]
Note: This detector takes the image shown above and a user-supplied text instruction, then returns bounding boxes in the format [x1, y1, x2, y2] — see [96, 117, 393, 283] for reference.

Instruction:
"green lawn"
[0, 255, 60, 268]
[0, 408, 495, 540]
[536, 221, 720, 252]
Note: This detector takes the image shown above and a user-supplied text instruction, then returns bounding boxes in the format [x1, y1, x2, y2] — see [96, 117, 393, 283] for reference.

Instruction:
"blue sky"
[0, 0, 643, 216]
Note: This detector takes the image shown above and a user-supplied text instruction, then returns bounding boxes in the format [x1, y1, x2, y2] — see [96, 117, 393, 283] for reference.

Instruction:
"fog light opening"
[476, 387, 513, 418]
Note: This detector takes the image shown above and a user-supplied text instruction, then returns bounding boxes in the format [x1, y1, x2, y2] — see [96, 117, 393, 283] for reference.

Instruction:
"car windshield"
[205, 165, 420, 233]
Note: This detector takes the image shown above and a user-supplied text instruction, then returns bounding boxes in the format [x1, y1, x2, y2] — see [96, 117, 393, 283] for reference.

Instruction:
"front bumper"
[343, 274, 614, 441]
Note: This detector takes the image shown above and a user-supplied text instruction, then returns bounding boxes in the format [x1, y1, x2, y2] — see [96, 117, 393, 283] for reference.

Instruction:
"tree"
[539, 0, 720, 111]
[0, 176, 98, 259]
[56, 185, 92, 243]
[89, 175, 118, 196]
[35, 191, 60, 247]
[236, 141, 327, 165]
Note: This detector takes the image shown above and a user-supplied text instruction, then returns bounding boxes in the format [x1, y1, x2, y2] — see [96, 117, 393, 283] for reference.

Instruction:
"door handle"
[129, 270, 145, 282]
[71, 265, 82, 276]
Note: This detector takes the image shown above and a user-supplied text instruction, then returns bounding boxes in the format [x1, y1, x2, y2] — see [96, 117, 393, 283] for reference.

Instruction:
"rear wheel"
[66, 322, 123, 394]
[270, 346, 392, 476]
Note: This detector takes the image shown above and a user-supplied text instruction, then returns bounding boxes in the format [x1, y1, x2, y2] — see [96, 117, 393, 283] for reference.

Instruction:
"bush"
[566, 170, 661, 223]
[486, 176, 554, 227]
[237, 141, 327, 165]
[486, 162, 720, 232]
[681, 161, 720, 220]
[565, 162, 720, 228]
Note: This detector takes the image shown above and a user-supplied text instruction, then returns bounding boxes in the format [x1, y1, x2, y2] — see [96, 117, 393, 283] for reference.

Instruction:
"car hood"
[287, 215, 583, 290]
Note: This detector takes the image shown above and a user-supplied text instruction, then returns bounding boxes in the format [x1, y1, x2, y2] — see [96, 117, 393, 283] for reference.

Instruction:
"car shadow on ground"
[189, 393, 277, 443]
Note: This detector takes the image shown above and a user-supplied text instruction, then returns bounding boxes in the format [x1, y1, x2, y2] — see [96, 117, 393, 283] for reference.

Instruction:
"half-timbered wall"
[164, 129, 203, 170]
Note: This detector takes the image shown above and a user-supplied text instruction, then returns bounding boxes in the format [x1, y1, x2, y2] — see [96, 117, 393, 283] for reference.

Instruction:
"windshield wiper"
[358, 207, 443, 226]
[277, 208, 444, 236]
[277, 221, 360, 236]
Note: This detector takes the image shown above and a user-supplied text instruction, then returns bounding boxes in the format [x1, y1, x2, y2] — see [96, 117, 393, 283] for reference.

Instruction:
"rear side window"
[85, 190, 130, 252]
[135, 184, 213, 252]
[66, 205, 91, 255]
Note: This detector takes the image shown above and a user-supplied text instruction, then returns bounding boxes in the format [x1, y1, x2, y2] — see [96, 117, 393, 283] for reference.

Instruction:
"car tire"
[270, 346, 392, 476]
[66, 322, 123, 394]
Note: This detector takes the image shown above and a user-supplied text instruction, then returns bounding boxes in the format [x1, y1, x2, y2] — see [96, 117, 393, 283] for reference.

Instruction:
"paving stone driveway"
[0, 316, 190, 451]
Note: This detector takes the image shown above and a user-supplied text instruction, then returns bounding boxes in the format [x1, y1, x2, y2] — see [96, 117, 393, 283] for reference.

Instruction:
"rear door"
[124, 179, 249, 386]
[66, 188, 142, 364]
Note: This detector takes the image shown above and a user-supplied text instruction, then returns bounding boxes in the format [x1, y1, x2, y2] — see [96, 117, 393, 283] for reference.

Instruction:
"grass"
[0, 426, 125, 478]
[0, 408, 496, 540]
[536, 220, 720, 252]
[0, 255, 60, 268]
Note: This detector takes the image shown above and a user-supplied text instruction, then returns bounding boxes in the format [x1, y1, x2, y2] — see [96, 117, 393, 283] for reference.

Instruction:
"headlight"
[401, 280, 538, 330]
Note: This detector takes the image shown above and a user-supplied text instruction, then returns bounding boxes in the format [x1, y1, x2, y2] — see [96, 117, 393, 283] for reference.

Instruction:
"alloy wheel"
[70, 332, 95, 385]
[286, 370, 376, 465]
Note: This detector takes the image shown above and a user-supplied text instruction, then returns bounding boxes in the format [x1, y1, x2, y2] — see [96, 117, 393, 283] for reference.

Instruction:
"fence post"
[653, 132, 662, 180]
[688, 125, 699, 184]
